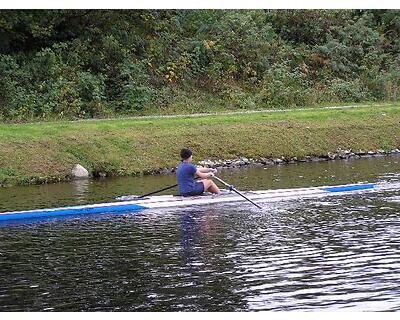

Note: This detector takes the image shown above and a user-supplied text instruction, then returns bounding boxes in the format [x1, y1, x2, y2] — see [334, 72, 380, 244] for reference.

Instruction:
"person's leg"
[202, 179, 221, 194]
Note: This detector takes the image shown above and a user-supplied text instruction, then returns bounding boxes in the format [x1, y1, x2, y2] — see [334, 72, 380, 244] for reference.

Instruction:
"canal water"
[0, 155, 399, 311]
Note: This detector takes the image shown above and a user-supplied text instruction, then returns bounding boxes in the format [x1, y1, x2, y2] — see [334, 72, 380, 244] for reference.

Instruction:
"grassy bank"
[0, 103, 399, 187]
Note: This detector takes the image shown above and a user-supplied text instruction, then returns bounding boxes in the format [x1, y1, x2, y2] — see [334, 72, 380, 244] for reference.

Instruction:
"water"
[0, 155, 399, 311]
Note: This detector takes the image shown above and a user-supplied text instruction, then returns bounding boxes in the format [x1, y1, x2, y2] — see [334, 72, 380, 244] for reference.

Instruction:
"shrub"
[326, 78, 371, 102]
[113, 60, 155, 113]
[258, 62, 312, 108]
[0, 9, 399, 122]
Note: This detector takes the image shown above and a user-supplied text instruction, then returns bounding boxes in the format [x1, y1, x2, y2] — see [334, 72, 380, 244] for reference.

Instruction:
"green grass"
[0, 103, 399, 187]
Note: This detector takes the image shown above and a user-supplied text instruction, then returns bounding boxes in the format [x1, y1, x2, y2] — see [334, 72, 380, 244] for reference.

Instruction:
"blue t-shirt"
[176, 162, 197, 195]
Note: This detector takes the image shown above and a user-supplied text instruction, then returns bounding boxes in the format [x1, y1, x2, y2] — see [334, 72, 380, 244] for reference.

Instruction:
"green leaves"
[0, 9, 399, 122]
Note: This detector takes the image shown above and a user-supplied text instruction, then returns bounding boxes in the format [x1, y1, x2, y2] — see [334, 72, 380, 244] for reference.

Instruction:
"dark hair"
[180, 148, 192, 160]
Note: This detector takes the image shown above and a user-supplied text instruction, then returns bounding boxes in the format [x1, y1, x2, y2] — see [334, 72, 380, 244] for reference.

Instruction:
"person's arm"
[195, 167, 217, 179]
[197, 167, 217, 173]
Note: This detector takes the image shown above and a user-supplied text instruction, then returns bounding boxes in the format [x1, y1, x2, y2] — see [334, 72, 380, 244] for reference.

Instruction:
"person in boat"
[176, 148, 221, 196]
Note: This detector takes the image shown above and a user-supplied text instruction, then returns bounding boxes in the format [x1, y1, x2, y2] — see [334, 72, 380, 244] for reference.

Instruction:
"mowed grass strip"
[0, 103, 399, 186]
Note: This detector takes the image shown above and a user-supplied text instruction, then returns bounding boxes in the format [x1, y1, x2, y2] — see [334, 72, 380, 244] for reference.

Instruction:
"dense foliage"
[0, 9, 399, 121]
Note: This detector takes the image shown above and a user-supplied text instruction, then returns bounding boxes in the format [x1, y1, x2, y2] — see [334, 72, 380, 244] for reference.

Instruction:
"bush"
[258, 62, 312, 108]
[0, 9, 399, 122]
[326, 78, 371, 102]
[113, 60, 155, 113]
[380, 66, 400, 101]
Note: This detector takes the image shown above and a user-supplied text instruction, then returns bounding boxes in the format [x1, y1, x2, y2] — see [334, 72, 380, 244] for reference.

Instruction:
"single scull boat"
[1, 181, 399, 222]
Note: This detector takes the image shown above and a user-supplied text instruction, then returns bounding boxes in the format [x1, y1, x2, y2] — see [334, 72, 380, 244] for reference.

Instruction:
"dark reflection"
[180, 208, 222, 262]
[179, 210, 200, 262]
[178, 208, 247, 311]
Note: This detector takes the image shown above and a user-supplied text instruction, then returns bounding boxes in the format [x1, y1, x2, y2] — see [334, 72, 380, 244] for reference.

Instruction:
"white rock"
[71, 164, 89, 179]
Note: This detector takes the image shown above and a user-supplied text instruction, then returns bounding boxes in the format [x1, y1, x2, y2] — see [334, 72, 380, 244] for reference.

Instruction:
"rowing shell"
[0, 182, 398, 222]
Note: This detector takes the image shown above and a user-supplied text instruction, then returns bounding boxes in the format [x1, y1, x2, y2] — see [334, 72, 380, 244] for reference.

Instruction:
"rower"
[176, 148, 221, 197]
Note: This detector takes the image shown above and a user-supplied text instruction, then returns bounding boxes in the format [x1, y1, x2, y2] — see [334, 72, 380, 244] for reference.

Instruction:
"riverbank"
[0, 103, 399, 187]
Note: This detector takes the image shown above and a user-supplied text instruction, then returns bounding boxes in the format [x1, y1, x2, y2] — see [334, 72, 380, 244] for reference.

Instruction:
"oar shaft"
[213, 176, 231, 188]
[139, 177, 204, 198]
[137, 183, 178, 199]
[213, 176, 262, 210]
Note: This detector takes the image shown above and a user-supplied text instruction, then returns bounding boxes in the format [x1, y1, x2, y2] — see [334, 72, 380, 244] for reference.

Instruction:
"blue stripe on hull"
[0, 203, 147, 221]
[322, 184, 375, 193]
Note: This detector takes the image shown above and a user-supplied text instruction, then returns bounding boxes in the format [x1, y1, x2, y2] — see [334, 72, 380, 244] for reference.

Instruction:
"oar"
[213, 176, 263, 210]
[136, 183, 179, 199]
[115, 183, 178, 200]
[129, 176, 207, 199]
[116, 177, 206, 201]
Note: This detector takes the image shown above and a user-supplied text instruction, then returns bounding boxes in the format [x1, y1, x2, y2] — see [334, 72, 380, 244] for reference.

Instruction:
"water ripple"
[1, 165, 400, 311]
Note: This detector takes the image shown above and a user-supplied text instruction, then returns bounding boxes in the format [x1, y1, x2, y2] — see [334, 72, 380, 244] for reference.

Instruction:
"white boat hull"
[1, 182, 398, 222]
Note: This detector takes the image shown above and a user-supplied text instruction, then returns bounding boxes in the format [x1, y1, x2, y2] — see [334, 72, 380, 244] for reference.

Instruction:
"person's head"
[180, 148, 192, 162]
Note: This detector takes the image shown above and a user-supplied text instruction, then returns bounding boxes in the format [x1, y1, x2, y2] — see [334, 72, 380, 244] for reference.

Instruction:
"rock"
[310, 157, 324, 162]
[328, 152, 338, 160]
[71, 164, 89, 179]
[340, 150, 355, 159]
[160, 168, 172, 174]
[194, 149, 397, 173]
[199, 159, 214, 167]
[253, 163, 264, 167]
[231, 160, 241, 167]
[261, 158, 274, 165]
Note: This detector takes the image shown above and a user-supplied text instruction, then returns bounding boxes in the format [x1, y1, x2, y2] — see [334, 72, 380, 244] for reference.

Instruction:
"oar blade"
[115, 195, 140, 201]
